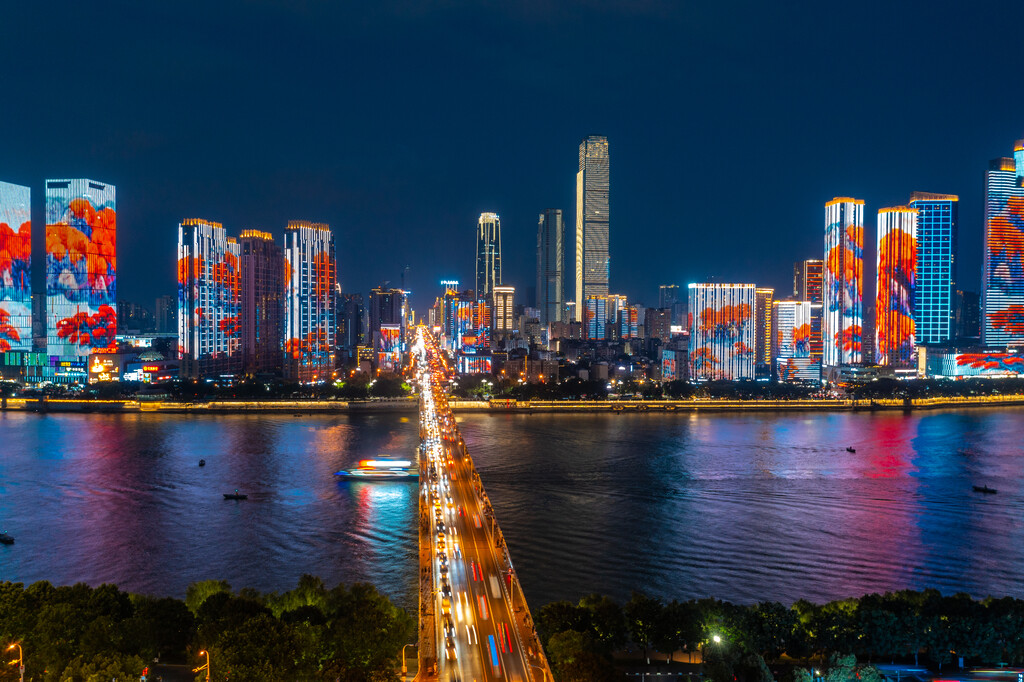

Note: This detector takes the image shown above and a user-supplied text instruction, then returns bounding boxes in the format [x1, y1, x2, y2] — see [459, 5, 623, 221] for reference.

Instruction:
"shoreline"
[3, 394, 1024, 414]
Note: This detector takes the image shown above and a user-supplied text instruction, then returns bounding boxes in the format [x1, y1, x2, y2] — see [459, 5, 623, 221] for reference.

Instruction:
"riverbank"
[4, 394, 1024, 414]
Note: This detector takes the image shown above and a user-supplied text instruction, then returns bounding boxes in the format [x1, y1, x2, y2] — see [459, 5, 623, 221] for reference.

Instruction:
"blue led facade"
[909, 193, 957, 345]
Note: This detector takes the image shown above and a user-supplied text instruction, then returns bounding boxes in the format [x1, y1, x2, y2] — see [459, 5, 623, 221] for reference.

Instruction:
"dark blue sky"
[3, 0, 1023, 313]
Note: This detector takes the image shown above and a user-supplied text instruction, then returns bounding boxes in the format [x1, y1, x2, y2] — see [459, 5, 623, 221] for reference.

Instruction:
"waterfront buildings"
[755, 287, 774, 379]
[575, 135, 610, 317]
[688, 283, 755, 381]
[771, 300, 822, 381]
[177, 219, 242, 378]
[475, 212, 501, 298]
[536, 209, 564, 326]
[284, 221, 336, 382]
[910, 193, 958, 345]
[793, 259, 823, 302]
[875, 206, 918, 368]
[240, 230, 284, 375]
[0, 181, 31, 352]
[981, 149, 1024, 347]
[45, 178, 117, 359]
[823, 197, 864, 367]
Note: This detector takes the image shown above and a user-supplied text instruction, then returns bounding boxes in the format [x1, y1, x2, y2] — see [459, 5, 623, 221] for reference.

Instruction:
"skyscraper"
[584, 295, 608, 340]
[492, 285, 515, 337]
[793, 259, 824, 303]
[823, 197, 864, 367]
[369, 287, 408, 350]
[689, 283, 756, 381]
[875, 206, 918, 367]
[575, 135, 610, 318]
[771, 300, 822, 381]
[45, 178, 117, 358]
[284, 221, 336, 382]
[981, 150, 1024, 347]
[0, 181, 31, 353]
[475, 212, 501, 298]
[240, 230, 284, 375]
[536, 209, 563, 326]
[659, 284, 686, 326]
[177, 219, 242, 378]
[754, 287, 774, 379]
[909, 192, 958, 346]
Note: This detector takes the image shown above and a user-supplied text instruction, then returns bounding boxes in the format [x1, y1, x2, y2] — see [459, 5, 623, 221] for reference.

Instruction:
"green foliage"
[185, 579, 231, 614]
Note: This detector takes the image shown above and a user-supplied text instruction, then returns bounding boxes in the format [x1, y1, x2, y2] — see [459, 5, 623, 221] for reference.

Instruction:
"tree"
[185, 580, 231, 615]
[624, 592, 664, 664]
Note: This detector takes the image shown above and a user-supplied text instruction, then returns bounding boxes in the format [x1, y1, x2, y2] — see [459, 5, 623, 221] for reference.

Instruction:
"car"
[440, 581, 452, 599]
[441, 596, 451, 616]
[445, 635, 457, 660]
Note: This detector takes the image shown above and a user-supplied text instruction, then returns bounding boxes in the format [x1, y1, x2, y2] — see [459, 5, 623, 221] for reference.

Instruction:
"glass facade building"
[475, 212, 501, 298]
[575, 135, 610, 318]
[0, 181, 31, 352]
[584, 295, 608, 340]
[45, 178, 117, 358]
[688, 283, 755, 381]
[284, 221, 336, 382]
[981, 150, 1024, 347]
[909, 192, 958, 346]
[536, 209, 563, 326]
[240, 230, 283, 375]
[823, 197, 864, 367]
[875, 206, 918, 367]
[177, 219, 242, 378]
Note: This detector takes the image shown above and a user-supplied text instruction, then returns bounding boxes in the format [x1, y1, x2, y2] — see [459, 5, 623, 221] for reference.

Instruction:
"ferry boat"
[335, 459, 418, 480]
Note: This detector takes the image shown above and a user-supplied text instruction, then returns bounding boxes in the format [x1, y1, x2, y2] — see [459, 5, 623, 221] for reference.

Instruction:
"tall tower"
[475, 212, 501, 298]
[177, 219, 242, 378]
[0, 181, 31, 353]
[875, 207, 918, 367]
[575, 135, 610, 318]
[981, 149, 1024, 347]
[284, 221, 336, 382]
[823, 197, 864, 367]
[909, 192, 958, 346]
[536, 209, 563, 326]
[240, 230, 284, 375]
[45, 178, 117, 360]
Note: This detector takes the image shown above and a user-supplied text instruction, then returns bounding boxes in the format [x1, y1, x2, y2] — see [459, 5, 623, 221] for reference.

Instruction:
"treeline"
[536, 589, 1024, 682]
[0, 575, 413, 681]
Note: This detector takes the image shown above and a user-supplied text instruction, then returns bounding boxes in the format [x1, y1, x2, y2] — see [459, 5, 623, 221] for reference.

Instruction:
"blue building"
[909, 192, 958, 345]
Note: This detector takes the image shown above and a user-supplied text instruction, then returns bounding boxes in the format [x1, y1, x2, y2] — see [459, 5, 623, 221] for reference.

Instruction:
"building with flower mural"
[0, 181, 32, 354]
[770, 300, 821, 381]
[45, 179, 117, 370]
[823, 197, 864, 368]
[284, 221, 336, 382]
[687, 283, 755, 381]
[177, 219, 242, 378]
[875, 206, 918, 368]
[981, 146, 1024, 347]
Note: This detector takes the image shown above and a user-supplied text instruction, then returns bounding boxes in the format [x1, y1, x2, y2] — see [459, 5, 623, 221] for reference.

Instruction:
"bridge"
[413, 328, 553, 682]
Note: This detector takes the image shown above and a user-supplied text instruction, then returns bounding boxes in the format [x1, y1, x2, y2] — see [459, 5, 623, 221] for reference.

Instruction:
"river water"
[1, 408, 1022, 610]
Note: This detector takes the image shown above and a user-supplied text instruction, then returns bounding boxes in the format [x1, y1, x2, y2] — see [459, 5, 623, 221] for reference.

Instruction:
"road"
[415, 329, 548, 682]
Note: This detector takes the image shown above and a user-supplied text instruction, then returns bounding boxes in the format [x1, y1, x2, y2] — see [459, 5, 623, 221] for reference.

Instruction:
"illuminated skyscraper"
[875, 207, 918, 367]
[0, 181, 31, 353]
[688, 283, 756, 381]
[575, 135, 610, 318]
[284, 221, 336, 382]
[981, 149, 1024, 347]
[492, 285, 515, 337]
[754, 287, 774, 379]
[584, 295, 608, 340]
[771, 300, 822, 381]
[45, 178, 117, 358]
[793, 259, 823, 303]
[536, 209, 563, 326]
[909, 192, 958, 345]
[823, 197, 864, 367]
[475, 212, 501, 298]
[177, 220, 242, 378]
[369, 286, 408, 353]
[240, 230, 283, 375]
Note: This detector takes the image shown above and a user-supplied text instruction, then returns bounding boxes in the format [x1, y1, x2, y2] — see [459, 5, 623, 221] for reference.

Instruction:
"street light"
[6, 643, 23, 682]
[193, 649, 210, 682]
[712, 635, 721, 644]
[401, 643, 417, 676]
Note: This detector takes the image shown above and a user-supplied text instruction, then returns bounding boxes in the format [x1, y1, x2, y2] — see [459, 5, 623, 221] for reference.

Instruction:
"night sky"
[4, 1, 1024, 314]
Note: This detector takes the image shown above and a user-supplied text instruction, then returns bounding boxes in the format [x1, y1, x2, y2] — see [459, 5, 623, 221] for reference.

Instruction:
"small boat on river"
[0, 532, 14, 545]
[335, 459, 418, 480]
[223, 489, 248, 500]
[972, 485, 997, 494]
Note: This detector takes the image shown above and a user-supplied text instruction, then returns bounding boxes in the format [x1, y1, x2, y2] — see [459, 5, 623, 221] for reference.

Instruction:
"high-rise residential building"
[909, 192, 958, 346]
[955, 289, 981, 340]
[284, 221, 336, 382]
[584, 295, 608, 340]
[793, 259, 824, 303]
[369, 287, 408, 347]
[575, 135, 610, 318]
[823, 197, 864, 367]
[0, 181, 32, 353]
[646, 308, 671, 342]
[982, 149, 1024, 347]
[659, 284, 686, 326]
[536, 209, 563, 326]
[337, 293, 365, 354]
[475, 212, 501, 298]
[620, 305, 640, 339]
[45, 179, 117, 359]
[771, 300, 822, 381]
[754, 287, 774, 379]
[154, 294, 176, 334]
[492, 285, 515, 337]
[875, 206, 918, 367]
[688, 283, 756, 381]
[240, 230, 284, 375]
[177, 219, 242, 378]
